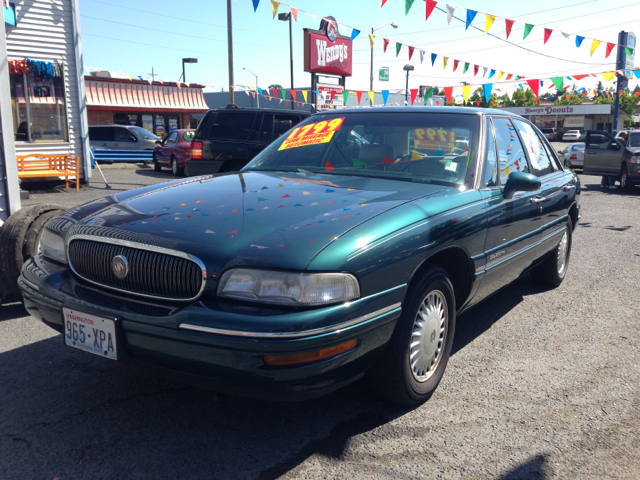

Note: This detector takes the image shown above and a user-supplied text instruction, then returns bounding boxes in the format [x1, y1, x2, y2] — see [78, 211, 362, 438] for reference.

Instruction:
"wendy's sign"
[304, 17, 353, 77]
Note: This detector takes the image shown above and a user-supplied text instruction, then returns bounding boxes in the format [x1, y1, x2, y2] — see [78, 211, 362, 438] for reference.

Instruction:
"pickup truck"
[584, 130, 640, 191]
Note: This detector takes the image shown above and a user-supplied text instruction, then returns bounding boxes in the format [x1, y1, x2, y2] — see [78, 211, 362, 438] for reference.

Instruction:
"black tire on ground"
[530, 217, 573, 288]
[0, 204, 65, 300]
[171, 156, 184, 177]
[366, 266, 456, 406]
[153, 153, 162, 172]
[620, 164, 635, 192]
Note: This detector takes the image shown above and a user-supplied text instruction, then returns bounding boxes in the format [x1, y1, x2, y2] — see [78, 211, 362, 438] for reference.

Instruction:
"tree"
[596, 81, 604, 94]
[465, 87, 498, 108]
[594, 91, 639, 116]
[268, 84, 283, 89]
[554, 93, 584, 105]
[503, 88, 539, 106]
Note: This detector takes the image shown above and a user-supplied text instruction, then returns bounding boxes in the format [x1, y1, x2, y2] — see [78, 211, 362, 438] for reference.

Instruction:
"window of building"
[9, 61, 68, 143]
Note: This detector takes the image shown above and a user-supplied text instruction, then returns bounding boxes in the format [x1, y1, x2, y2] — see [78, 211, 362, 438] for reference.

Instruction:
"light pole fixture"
[182, 58, 198, 84]
[278, 12, 295, 110]
[370, 22, 398, 91]
[403, 64, 414, 104]
[243, 67, 259, 108]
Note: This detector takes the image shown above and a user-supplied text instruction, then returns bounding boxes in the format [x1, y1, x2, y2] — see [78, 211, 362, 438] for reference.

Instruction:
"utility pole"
[148, 67, 157, 82]
[227, 0, 235, 105]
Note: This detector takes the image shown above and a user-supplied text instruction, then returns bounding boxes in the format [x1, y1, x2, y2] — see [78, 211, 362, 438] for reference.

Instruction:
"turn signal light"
[264, 339, 359, 366]
[190, 141, 203, 159]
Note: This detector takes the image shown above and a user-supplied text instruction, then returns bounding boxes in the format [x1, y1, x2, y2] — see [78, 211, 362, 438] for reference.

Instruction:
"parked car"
[540, 127, 562, 142]
[88, 125, 161, 151]
[562, 130, 582, 142]
[186, 106, 310, 177]
[20, 107, 580, 406]
[557, 143, 585, 168]
[584, 129, 640, 191]
[153, 129, 196, 176]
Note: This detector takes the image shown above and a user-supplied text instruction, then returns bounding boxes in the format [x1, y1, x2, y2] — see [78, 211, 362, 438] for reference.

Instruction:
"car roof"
[319, 106, 507, 116]
[207, 107, 311, 115]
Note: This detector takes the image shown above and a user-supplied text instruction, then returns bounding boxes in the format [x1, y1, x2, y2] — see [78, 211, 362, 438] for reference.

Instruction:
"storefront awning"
[85, 78, 209, 113]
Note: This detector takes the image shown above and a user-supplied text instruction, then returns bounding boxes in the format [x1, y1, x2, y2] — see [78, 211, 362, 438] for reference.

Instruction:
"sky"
[78, 0, 640, 97]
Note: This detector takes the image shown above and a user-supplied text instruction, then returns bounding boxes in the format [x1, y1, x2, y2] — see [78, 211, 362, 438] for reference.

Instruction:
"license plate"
[63, 308, 118, 360]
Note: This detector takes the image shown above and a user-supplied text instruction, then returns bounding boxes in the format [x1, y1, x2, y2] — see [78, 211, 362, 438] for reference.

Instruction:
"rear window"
[572, 144, 585, 151]
[540, 128, 553, 134]
[89, 127, 114, 142]
[182, 131, 195, 142]
[199, 111, 257, 141]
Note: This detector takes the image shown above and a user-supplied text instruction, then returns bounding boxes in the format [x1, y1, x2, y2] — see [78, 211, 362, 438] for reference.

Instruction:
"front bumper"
[19, 256, 404, 401]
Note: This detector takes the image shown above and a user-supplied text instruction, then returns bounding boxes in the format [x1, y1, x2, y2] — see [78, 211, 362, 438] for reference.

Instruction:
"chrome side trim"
[66, 234, 207, 302]
[178, 302, 403, 339]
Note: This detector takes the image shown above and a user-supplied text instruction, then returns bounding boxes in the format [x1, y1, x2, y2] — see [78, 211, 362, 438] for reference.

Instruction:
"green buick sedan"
[19, 107, 580, 405]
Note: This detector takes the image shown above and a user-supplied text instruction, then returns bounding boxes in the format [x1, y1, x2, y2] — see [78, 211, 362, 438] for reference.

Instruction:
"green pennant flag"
[351, 157, 367, 167]
[423, 88, 434, 104]
[550, 77, 564, 91]
[281, 89, 286, 100]
[463, 62, 470, 74]
[405, 0, 415, 14]
[625, 47, 634, 56]
[396, 42, 402, 57]
[343, 90, 349, 107]
[523, 24, 534, 40]
[515, 75, 521, 80]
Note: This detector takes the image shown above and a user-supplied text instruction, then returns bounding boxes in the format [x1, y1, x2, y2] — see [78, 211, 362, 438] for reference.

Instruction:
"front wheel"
[530, 217, 572, 288]
[367, 267, 456, 406]
[620, 165, 635, 192]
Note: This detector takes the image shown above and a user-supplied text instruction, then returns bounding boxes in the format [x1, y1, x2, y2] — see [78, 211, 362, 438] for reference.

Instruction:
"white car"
[563, 130, 582, 141]
[557, 143, 585, 168]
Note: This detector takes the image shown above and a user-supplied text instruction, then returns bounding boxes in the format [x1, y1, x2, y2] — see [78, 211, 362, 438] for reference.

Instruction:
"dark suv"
[540, 127, 562, 142]
[186, 106, 310, 176]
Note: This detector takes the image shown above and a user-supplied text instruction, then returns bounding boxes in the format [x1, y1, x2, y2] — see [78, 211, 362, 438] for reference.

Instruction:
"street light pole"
[243, 68, 259, 108]
[226, 0, 234, 105]
[279, 13, 295, 110]
[370, 22, 398, 91]
[181, 58, 197, 84]
[403, 64, 414, 104]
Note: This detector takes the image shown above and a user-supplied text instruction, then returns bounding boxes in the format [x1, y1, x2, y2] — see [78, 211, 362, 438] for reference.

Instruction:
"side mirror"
[503, 172, 541, 200]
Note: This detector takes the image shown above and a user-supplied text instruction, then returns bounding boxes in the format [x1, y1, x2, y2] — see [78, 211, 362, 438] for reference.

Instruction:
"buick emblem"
[111, 255, 129, 280]
[430, 330, 436, 343]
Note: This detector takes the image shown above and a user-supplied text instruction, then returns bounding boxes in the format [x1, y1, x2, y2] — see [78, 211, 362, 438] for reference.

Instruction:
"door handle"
[530, 196, 546, 204]
[563, 184, 576, 191]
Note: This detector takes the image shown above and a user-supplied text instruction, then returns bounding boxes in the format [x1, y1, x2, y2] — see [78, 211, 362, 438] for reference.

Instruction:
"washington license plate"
[63, 308, 118, 360]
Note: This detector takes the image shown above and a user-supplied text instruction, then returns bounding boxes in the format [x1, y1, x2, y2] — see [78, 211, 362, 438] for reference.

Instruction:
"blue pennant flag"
[466, 10, 477, 30]
[257, 87, 263, 97]
[488, 69, 496, 79]
[575, 36, 585, 47]
[138, 76, 143, 81]
[431, 53, 437, 66]
[252, 0, 259, 11]
[382, 90, 389, 105]
[483, 84, 492, 103]
[350, 29, 360, 42]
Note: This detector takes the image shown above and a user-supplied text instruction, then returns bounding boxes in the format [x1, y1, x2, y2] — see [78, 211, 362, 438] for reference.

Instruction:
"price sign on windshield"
[279, 117, 345, 151]
[414, 128, 456, 152]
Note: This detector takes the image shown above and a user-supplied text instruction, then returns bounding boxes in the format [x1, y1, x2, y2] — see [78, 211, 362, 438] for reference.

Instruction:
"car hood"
[65, 171, 450, 282]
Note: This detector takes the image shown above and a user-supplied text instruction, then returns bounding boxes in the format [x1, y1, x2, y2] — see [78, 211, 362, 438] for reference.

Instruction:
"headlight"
[630, 156, 638, 164]
[39, 229, 67, 264]
[217, 269, 360, 306]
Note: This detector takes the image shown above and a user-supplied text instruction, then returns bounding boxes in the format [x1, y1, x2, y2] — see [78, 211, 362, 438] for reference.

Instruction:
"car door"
[584, 131, 624, 175]
[112, 127, 136, 150]
[160, 132, 178, 163]
[473, 116, 542, 303]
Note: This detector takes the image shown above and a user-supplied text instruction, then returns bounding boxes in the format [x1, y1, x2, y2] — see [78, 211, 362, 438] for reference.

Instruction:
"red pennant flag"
[410, 89, 418, 105]
[408, 46, 415, 60]
[544, 28, 552, 44]
[636, 92, 640, 97]
[490, 100, 495, 105]
[381, 0, 387, 6]
[443, 86, 453, 104]
[325, 161, 335, 172]
[583, 92, 587, 97]
[381, 156, 394, 164]
[426, 0, 437, 21]
[505, 19, 514, 39]
[473, 64, 479, 76]
[383, 38, 390, 53]
[605, 43, 615, 58]
[453, 59, 459, 72]
[285, 100, 289, 106]
[526, 79, 540, 98]
[356, 91, 363, 105]
[330, 91, 336, 103]
[291, 89, 296, 101]
[476, 101, 480, 106]
[506, 73, 512, 80]
[573, 74, 588, 80]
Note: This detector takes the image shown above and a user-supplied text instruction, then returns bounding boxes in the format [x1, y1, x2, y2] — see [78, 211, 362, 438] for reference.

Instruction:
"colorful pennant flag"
[443, 56, 448, 69]
[483, 84, 492, 103]
[408, 46, 415, 60]
[605, 43, 615, 58]
[523, 24, 534, 40]
[550, 77, 564, 91]
[356, 90, 363, 105]
[575, 36, 585, 47]
[271, 0, 279, 19]
[526, 79, 540, 98]
[488, 69, 495, 79]
[350, 29, 360, 42]
[406, 0, 415, 15]
[463, 62, 470, 74]
[601, 72, 615, 81]
[466, 9, 477, 30]
[426, 0, 437, 21]
[396, 42, 402, 57]
[444, 86, 453, 104]
[252, 0, 260, 12]
[544, 28, 552, 44]
[423, 88, 434, 103]
[368, 91, 375, 105]
[505, 19, 514, 39]
[446, 4, 455, 25]
[410, 89, 418, 105]
[382, 90, 389, 105]
[369, 34, 375, 49]
[453, 59, 459, 72]
[302, 90, 308, 102]
[383, 38, 390, 53]
[431, 53, 437, 66]
[290, 6, 298, 20]
[462, 85, 471, 103]
[485, 14, 495, 34]
[474, 64, 479, 76]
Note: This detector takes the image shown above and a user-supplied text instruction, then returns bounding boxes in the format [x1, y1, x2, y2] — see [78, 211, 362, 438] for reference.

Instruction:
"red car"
[153, 129, 195, 176]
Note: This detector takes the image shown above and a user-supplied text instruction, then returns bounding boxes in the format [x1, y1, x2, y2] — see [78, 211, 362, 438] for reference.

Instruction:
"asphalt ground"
[2, 161, 639, 479]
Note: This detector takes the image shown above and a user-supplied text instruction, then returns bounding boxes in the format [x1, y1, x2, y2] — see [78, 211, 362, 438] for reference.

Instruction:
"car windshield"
[243, 112, 480, 187]
[628, 133, 640, 147]
[182, 131, 195, 142]
[130, 127, 159, 140]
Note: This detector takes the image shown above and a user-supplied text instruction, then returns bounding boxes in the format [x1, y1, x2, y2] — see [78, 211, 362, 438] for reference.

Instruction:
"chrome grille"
[68, 239, 204, 301]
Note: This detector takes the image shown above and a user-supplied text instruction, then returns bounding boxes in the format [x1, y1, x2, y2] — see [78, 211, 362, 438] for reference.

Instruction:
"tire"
[530, 217, 573, 288]
[620, 164, 635, 192]
[0, 205, 65, 300]
[171, 156, 184, 177]
[366, 267, 456, 406]
[153, 153, 162, 172]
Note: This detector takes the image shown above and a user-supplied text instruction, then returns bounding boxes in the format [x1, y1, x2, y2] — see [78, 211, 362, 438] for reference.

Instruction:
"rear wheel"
[531, 217, 572, 288]
[367, 267, 456, 406]
[171, 156, 184, 177]
[620, 164, 635, 192]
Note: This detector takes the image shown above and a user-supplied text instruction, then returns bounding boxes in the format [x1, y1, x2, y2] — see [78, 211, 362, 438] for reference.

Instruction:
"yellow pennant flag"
[368, 91, 375, 105]
[590, 39, 601, 57]
[497, 71, 504, 81]
[127, 74, 133, 80]
[443, 56, 448, 69]
[601, 71, 615, 81]
[369, 34, 375, 49]
[462, 85, 471, 103]
[271, 0, 280, 19]
[411, 150, 422, 161]
[485, 15, 496, 34]
[302, 90, 308, 103]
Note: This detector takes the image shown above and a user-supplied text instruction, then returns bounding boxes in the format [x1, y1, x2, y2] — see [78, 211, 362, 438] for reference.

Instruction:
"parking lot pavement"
[1, 174, 639, 479]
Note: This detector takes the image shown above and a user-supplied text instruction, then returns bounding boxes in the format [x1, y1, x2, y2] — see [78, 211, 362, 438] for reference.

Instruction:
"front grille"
[68, 239, 204, 301]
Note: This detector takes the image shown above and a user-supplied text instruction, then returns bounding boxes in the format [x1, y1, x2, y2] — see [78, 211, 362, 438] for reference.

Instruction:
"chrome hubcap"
[557, 231, 569, 275]
[622, 171, 627, 187]
[410, 290, 447, 382]
[172, 160, 177, 174]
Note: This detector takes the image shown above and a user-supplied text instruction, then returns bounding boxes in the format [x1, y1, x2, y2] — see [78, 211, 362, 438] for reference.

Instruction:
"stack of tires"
[0, 205, 65, 303]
